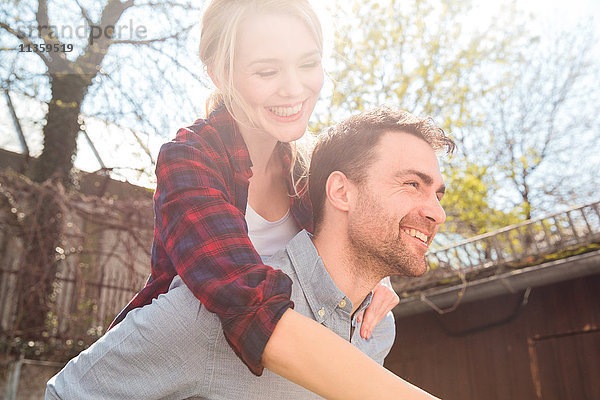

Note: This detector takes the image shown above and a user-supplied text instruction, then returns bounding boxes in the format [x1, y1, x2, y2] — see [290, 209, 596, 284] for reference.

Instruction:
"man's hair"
[308, 105, 455, 232]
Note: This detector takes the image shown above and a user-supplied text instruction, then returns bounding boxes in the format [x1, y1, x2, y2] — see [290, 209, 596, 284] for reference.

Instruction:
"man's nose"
[420, 194, 446, 225]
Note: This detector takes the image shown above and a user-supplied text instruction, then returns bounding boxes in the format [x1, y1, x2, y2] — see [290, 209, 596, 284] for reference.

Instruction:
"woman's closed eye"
[255, 69, 278, 78]
[300, 60, 321, 69]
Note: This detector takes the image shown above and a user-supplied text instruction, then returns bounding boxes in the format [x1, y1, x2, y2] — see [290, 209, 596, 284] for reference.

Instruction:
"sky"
[1, 0, 599, 189]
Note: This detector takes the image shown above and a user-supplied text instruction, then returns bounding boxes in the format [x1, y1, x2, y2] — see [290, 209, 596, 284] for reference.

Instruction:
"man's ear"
[325, 171, 352, 213]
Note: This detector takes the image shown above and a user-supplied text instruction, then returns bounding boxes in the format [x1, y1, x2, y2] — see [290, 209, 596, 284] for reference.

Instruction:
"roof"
[393, 201, 600, 317]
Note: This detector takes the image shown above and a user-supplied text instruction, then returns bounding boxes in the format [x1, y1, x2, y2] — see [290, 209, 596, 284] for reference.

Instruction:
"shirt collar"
[285, 230, 372, 324]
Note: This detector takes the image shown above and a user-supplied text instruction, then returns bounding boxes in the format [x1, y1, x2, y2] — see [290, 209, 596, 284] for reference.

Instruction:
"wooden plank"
[386, 274, 600, 400]
[532, 330, 600, 400]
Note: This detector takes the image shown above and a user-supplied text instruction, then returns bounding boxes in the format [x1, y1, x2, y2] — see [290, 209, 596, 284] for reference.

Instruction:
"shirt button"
[338, 299, 347, 308]
[318, 307, 325, 318]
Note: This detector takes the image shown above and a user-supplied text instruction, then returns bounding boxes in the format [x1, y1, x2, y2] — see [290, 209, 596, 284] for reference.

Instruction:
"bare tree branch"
[74, 0, 94, 29]
[110, 23, 194, 45]
[0, 21, 51, 65]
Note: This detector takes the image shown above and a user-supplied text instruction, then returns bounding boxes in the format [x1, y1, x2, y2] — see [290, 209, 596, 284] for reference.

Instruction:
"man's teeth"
[403, 228, 428, 243]
[269, 103, 302, 117]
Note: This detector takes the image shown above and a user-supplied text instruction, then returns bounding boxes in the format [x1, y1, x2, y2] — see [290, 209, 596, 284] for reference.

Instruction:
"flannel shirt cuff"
[222, 294, 294, 376]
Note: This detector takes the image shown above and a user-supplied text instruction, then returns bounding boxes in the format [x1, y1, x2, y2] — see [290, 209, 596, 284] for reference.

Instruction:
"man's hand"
[357, 277, 399, 339]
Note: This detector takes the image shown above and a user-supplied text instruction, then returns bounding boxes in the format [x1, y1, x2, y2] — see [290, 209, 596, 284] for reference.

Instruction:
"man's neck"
[311, 226, 382, 315]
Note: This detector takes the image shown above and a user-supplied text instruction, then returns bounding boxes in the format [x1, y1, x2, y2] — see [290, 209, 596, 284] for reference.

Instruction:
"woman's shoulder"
[171, 115, 225, 150]
[155, 121, 225, 169]
[153, 114, 239, 192]
[161, 107, 237, 160]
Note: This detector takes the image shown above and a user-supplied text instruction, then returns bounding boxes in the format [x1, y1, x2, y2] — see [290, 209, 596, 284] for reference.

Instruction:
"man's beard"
[346, 190, 428, 279]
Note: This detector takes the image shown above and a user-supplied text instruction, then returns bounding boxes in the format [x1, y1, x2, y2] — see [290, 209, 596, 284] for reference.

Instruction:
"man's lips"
[401, 227, 432, 246]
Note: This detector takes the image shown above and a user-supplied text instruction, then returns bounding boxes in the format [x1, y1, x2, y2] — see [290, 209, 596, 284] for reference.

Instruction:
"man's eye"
[406, 181, 419, 188]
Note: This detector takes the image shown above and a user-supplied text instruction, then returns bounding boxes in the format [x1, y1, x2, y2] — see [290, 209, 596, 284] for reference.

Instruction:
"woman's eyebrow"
[299, 50, 322, 59]
[247, 50, 321, 67]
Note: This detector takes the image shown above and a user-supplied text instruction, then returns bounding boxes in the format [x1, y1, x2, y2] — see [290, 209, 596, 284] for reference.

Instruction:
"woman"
[49, 0, 438, 398]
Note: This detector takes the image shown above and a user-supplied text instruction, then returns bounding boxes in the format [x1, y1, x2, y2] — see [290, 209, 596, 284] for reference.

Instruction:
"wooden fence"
[0, 172, 152, 343]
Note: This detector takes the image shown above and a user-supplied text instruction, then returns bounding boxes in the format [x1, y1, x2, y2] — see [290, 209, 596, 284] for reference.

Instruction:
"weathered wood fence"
[0, 172, 152, 343]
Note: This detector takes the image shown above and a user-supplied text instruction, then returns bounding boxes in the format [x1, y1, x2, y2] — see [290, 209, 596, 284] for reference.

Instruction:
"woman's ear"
[207, 66, 221, 89]
[324, 171, 352, 213]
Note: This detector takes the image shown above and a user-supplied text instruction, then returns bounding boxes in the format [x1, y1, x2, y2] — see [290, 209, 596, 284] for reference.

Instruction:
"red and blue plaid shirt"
[110, 105, 313, 375]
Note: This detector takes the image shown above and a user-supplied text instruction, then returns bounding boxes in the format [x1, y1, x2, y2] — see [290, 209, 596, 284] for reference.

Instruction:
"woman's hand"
[357, 276, 399, 339]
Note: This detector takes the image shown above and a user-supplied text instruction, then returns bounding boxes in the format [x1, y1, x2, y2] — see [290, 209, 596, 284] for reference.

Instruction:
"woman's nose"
[278, 69, 304, 98]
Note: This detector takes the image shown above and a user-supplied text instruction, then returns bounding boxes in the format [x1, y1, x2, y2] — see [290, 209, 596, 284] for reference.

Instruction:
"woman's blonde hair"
[199, 0, 323, 198]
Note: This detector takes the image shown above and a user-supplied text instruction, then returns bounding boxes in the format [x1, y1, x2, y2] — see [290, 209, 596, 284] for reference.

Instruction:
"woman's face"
[231, 12, 323, 143]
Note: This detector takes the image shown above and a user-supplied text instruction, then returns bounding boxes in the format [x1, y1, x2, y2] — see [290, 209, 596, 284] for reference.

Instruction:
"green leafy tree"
[441, 160, 523, 236]
[474, 21, 600, 218]
[321, 0, 599, 238]
[320, 0, 527, 238]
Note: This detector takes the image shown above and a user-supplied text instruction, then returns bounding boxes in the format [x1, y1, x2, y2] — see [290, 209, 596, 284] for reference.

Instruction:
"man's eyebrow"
[397, 169, 432, 184]
[247, 50, 321, 67]
[398, 169, 445, 193]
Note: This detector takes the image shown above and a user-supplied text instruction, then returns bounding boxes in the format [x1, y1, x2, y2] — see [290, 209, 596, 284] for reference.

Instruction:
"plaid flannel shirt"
[110, 105, 313, 375]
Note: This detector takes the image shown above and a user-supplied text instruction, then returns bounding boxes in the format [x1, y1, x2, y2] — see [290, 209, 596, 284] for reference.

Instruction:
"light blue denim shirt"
[46, 230, 396, 400]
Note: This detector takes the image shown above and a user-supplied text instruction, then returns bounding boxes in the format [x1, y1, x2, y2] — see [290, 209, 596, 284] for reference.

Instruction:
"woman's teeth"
[402, 228, 428, 243]
[269, 103, 302, 117]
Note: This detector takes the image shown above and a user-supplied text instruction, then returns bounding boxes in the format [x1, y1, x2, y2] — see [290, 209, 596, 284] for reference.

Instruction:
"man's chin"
[404, 257, 428, 277]
[413, 263, 428, 277]
[388, 261, 427, 278]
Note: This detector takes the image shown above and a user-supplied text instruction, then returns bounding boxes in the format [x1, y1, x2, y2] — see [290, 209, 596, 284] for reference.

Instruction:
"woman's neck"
[238, 124, 280, 175]
[239, 124, 290, 222]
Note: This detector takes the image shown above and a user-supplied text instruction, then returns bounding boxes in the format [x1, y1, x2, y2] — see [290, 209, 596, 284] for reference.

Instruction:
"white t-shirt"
[245, 203, 300, 262]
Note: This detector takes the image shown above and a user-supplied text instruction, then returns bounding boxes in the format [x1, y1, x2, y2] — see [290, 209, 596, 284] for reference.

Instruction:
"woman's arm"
[264, 309, 440, 400]
[153, 127, 293, 374]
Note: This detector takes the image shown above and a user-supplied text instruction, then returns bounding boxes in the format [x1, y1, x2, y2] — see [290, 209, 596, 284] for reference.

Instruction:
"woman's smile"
[232, 12, 324, 144]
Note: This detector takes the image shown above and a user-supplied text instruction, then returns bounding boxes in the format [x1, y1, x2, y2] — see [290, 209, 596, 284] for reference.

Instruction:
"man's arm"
[264, 309, 440, 400]
[46, 280, 211, 399]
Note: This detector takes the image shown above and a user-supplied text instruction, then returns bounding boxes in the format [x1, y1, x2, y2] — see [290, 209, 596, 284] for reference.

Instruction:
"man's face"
[347, 131, 446, 277]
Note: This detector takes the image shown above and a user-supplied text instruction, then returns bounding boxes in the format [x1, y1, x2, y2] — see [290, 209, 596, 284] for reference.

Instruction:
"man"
[46, 106, 454, 399]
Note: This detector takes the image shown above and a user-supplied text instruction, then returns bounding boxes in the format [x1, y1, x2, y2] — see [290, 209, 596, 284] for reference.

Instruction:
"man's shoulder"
[267, 229, 316, 268]
[265, 245, 298, 281]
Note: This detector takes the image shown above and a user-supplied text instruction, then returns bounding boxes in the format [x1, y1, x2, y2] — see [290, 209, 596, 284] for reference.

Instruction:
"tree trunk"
[12, 0, 133, 340]
[16, 73, 92, 337]
[31, 74, 91, 185]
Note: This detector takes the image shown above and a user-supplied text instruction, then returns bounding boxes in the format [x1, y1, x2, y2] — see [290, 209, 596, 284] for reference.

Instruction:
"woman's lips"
[267, 101, 303, 117]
